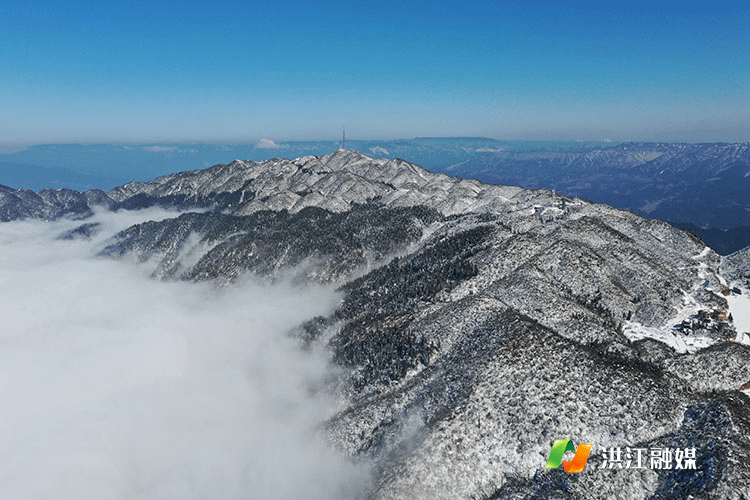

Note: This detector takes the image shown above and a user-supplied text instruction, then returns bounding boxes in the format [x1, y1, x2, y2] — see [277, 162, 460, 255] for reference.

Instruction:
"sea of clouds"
[0, 209, 369, 500]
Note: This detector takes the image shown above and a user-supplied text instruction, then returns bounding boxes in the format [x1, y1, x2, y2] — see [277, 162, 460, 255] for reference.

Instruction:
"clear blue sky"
[1, 0, 748, 144]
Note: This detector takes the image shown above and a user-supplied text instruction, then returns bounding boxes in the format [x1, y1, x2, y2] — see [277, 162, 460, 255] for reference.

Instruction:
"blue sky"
[1, 0, 748, 144]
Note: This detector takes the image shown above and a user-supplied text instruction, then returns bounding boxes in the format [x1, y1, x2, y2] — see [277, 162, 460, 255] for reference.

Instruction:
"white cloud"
[0, 211, 369, 500]
[145, 145, 178, 153]
[255, 138, 287, 149]
[369, 146, 390, 156]
[144, 146, 198, 154]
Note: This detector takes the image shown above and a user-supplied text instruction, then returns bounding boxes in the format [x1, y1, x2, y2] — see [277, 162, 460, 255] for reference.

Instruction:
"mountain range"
[442, 142, 750, 255]
[3, 139, 748, 254]
[2, 150, 750, 498]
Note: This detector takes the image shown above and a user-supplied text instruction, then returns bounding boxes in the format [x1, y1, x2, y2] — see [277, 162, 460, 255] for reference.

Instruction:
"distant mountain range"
[1, 139, 748, 254]
[2, 150, 750, 498]
[441, 142, 750, 254]
[0, 138, 604, 190]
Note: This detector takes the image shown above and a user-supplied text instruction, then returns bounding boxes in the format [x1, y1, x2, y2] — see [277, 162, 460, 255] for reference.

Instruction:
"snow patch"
[726, 285, 750, 335]
[622, 320, 713, 354]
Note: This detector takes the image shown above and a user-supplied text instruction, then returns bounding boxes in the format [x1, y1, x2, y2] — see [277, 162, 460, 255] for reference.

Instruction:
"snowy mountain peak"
[99, 151, 532, 217]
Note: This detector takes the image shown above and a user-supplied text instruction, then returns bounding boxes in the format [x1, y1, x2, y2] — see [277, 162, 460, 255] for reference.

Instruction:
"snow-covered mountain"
[3, 150, 750, 498]
[1, 149, 523, 221]
[444, 142, 750, 254]
[4, 140, 749, 252]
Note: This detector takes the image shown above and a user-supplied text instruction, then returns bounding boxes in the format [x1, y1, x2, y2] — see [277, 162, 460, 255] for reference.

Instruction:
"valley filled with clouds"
[0, 209, 368, 500]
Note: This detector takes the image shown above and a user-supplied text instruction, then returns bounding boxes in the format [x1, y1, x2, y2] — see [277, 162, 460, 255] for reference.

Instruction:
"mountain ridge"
[444, 142, 750, 253]
[3, 150, 750, 498]
[3, 141, 749, 253]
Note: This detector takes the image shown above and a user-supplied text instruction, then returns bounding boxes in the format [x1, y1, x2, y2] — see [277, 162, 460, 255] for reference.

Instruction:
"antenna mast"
[342, 125, 346, 150]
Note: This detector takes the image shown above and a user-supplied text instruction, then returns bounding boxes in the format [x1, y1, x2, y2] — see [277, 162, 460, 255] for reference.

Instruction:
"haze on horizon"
[1, 0, 749, 145]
